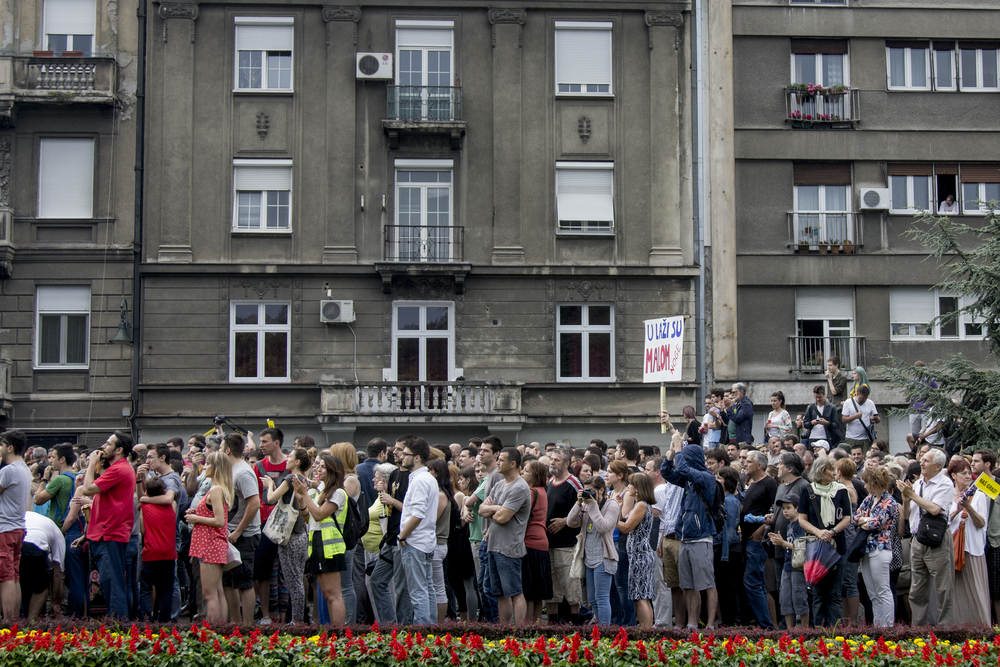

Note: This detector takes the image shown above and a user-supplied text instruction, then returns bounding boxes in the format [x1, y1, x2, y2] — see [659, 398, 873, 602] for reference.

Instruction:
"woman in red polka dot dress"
[185, 451, 234, 622]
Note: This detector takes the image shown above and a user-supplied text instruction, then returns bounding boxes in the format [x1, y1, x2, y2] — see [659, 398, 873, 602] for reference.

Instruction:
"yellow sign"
[975, 472, 1000, 500]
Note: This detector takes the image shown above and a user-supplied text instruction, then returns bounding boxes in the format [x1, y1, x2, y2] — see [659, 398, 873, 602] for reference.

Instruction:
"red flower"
[451, 649, 460, 664]
[543, 654, 552, 666]
[584, 648, 595, 663]
[423, 647, 433, 659]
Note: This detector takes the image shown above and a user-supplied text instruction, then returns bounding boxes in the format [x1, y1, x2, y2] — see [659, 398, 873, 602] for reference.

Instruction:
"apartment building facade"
[707, 0, 999, 452]
[138, 0, 699, 447]
[0, 0, 137, 446]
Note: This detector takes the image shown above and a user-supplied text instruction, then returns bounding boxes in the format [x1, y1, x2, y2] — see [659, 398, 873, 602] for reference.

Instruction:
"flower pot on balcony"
[818, 244, 830, 254]
[61, 50, 84, 57]
[791, 120, 813, 129]
[842, 240, 854, 254]
[831, 244, 841, 254]
[33, 50, 54, 57]
[796, 243, 810, 254]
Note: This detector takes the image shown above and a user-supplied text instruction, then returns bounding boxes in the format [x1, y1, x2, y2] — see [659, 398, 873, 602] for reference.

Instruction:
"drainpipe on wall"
[130, 0, 147, 443]
[691, 0, 706, 405]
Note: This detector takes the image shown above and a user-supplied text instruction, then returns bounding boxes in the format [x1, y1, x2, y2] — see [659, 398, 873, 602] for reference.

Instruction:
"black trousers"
[140, 560, 176, 622]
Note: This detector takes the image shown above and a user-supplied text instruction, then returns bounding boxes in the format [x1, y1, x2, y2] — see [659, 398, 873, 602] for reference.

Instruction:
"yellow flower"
[308, 636, 321, 643]
[835, 636, 845, 642]
[866, 641, 875, 647]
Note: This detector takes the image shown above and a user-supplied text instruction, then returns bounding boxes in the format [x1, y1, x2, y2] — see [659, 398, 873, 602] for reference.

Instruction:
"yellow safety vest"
[307, 490, 347, 560]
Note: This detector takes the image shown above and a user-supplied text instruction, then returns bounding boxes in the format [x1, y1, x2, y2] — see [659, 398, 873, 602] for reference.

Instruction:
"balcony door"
[793, 184, 850, 246]
[396, 23, 454, 120]
[392, 302, 454, 382]
[794, 288, 857, 372]
[394, 160, 454, 262]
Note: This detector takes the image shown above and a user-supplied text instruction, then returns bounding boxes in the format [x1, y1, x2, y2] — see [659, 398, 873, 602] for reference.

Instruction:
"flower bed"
[2, 622, 999, 667]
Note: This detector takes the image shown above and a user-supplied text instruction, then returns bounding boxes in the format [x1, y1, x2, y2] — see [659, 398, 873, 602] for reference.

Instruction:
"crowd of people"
[0, 359, 994, 629]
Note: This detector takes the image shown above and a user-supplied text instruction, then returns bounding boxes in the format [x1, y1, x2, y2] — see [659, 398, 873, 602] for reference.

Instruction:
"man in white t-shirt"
[21, 511, 65, 618]
[841, 385, 880, 454]
[701, 396, 723, 447]
[397, 436, 439, 626]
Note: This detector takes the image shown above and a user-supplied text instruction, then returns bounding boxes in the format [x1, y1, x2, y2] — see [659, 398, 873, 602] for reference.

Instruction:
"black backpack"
[333, 493, 370, 551]
[694, 479, 726, 534]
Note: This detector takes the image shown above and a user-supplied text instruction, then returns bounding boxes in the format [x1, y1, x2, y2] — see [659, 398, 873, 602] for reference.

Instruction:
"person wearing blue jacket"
[722, 383, 754, 445]
[659, 416, 719, 629]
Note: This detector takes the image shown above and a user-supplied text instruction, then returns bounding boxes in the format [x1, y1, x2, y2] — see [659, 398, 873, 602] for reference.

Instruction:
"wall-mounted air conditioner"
[356, 53, 393, 80]
[320, 300, 355, 323]
[859, 188, 891, 210]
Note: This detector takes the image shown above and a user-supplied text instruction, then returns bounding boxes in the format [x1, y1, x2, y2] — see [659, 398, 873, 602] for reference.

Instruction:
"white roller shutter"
[397, 28, 453, 49]
[43, 0, 96, 36]
[234, 165, 291, 191]
[37, 285, 90, 313]
[236, 24, 293, 51]
[556, 25, 612, 87]
[890, 287, 936, 323]
[557, 165, 614, 223]
[38, 138, 94, 219]
[795, 287, 854, 320]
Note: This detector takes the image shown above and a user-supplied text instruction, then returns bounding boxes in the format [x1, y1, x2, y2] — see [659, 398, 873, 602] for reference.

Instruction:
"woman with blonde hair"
[184, 451, 234, 622]
[293, 454, 348, 625]
[329, 442, 360, 622]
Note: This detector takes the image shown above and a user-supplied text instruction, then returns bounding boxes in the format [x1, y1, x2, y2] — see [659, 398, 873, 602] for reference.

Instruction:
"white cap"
[812, 439, 831, 452]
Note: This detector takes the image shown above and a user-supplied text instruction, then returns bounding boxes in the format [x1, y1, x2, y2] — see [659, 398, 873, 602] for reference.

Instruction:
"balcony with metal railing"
[383, 85, 466, 149]
[789, 336, 866, 374]
[785, 85, 859, 129]
[383, 225, 464, 263]
[787, 212, 863, 254]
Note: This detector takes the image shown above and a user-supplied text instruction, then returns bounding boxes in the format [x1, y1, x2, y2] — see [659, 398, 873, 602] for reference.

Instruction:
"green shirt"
[469, 478, 488, 542]
[45, 472, 76, 524]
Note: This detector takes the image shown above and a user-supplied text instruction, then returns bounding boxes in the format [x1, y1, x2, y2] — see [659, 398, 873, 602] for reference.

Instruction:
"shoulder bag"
[915, 480, 949, 548]
[263, 475, 299, 546]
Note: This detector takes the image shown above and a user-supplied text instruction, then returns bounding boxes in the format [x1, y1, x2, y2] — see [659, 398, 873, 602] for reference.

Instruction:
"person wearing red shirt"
[79, 430, 136, 619]
[139, 477, 177, 621]
[252, 427, 287, 624]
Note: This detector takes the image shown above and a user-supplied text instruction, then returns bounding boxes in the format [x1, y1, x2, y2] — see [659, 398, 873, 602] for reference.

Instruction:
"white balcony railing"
[320, 380, 523, 416]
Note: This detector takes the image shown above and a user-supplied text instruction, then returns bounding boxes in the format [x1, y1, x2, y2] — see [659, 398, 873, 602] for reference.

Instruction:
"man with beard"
[544, 446, 582, 624]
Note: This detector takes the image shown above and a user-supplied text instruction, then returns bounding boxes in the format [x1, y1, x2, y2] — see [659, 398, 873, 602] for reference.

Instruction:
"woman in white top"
[948, 456, 990, 625]
[766, 391, 793, 440]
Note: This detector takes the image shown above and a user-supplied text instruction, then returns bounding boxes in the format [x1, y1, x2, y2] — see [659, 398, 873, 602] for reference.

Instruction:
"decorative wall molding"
[578, 117, 591, 144]
[256, 112, 269, 139]
[233, 279, 288, 299]
[488, 8, 526, 48]
[559, 280, 615, 301]
[323, 6, 361, 46]
[0, 137, 10, 208]
[645, 11, 684, 50]
[158, 2, 199, 43]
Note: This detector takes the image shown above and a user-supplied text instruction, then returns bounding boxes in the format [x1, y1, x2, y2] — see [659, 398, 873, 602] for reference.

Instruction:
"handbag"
[569, 528, 586, 579]
[791, 535, 817, 570]
[953, 514, 967, 571]
[263, 479, 299, 546]
[915, 481, 949, 548]
[223, 542, 242, 571]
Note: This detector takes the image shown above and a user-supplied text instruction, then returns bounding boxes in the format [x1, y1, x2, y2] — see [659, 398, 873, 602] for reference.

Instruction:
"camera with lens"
[582, 489, 596, 500]
[214, 415, 227, 425]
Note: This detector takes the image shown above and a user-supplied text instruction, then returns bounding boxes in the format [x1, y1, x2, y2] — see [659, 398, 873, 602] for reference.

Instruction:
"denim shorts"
[488, 551, 523, 598]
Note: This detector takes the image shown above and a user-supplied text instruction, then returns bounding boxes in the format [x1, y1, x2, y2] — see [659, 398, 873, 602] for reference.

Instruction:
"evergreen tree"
[882, 203, 1000, 452]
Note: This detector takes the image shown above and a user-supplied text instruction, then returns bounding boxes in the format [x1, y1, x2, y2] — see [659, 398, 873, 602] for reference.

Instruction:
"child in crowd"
[768, 492, 809, 628]
[139, 476, 177, 621]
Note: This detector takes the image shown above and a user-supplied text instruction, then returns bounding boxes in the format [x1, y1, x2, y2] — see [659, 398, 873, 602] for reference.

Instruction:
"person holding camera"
[567, 476, 620, 626]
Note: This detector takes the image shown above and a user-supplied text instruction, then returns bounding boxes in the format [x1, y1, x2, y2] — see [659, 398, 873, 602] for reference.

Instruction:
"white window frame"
[792, 184, 851, 244]
[34, 285, 90, 369]
[889, 174, 933, 214]
[233, 17, 294, 92]
[556, 303, 615, 382]
[393, 158, 455, 261]
[791, 52, 850, 87]
[43, 0, 96, 55]
[38, 137, 95, 219]
[229, 301, 291, 383]
[958, 47, 1000, 92]
[889, 288, 987, 341]
[555, 21, 613, 97]
[556, 161, 615, 235]
[390, 301, 456, 382]
[886, 46, 930, 90]
[961, 181, 1000, 216]
[933, 46, 957, 91]
[395, 20, 454, 87]
[232, 159, 292, 233]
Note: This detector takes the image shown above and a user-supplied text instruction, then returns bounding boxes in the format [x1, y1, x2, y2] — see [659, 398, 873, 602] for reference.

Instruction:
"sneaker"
[257, 618, 272, 626]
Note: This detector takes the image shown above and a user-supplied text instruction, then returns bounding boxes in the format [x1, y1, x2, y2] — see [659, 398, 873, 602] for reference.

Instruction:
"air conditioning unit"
[320, 300, 355, 324]
[859, 188, 891, 210]
[356, 53, 393, 80]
